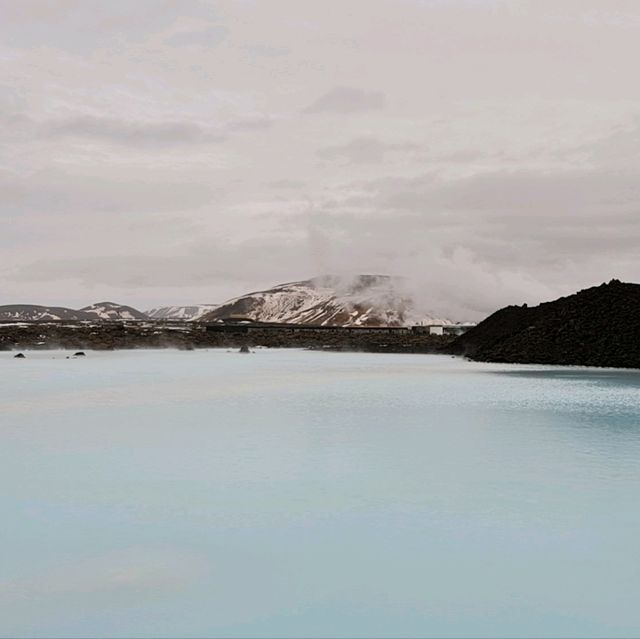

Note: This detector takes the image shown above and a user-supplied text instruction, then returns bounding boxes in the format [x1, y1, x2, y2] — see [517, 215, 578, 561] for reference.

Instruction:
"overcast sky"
[2, 0, 640, 319]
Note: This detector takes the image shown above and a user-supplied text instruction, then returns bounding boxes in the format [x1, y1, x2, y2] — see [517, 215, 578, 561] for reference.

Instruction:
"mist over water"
[2, 349, 640, 638]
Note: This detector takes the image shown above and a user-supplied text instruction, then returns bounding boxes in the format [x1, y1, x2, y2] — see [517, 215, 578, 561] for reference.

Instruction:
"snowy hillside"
[0, 305, 93, 321]
[80, 302, 148, 321]
[201, 275, 452, 326]
[0, 302, 148, 322]
[146, 304, 219, 321]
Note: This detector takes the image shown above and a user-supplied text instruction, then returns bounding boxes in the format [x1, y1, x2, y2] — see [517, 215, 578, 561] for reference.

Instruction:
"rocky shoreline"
[0, 320, 453, 354]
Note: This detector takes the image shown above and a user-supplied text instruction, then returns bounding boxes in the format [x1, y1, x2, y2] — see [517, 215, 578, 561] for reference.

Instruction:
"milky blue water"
[1, 349, 640, 638]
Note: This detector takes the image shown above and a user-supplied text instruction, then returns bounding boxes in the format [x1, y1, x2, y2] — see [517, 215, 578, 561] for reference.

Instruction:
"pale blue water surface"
[1, 349, 640, 638]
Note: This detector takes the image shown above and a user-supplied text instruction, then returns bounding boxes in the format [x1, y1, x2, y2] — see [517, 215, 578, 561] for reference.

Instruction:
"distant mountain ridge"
[201, 275, 452, 326]
[0, 275, 453, 326]
[0, 302, 148, 322]
[0, 305, 94, 322]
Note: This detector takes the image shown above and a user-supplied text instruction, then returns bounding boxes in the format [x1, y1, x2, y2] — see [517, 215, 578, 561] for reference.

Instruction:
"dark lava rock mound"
[448, 280, 640, 369]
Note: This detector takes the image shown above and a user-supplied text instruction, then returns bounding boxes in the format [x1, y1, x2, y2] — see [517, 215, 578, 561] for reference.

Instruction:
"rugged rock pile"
[448, 280, 640, 368]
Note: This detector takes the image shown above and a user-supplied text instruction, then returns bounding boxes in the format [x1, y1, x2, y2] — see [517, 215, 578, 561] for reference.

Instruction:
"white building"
[411, 324, 476, 336]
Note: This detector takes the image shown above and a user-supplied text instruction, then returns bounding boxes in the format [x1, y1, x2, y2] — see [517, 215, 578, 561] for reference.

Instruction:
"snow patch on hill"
[81, 302, 148, 321]
[202, 275, 452, 326]
[0, 305, 93, 321]
[146, 305, 220, 321]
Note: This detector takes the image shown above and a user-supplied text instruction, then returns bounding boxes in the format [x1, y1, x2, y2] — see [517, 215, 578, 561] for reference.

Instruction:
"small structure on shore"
[412, 324, 476, 337]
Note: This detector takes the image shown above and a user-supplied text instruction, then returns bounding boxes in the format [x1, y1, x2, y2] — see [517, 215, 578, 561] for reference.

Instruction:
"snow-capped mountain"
[0, 276, 453, 326]
[145, 304, 220, 321]
[0, 302, 148, 322]
[80, 302, 148, 321]
[200, 275, 452, 326]
[0, 305, 93, 322]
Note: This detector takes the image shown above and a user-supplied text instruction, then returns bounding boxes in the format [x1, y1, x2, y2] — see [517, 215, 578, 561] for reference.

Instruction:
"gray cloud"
[0, 169, 215, 216]
[582, 119, 640, 166]
[365, 168, 640, 217]
[42, 115, 225, 147]
[317, 136, 421, 164]
[304, 87, 386, 114]
[268, 179, 306, 190]
[228, 116, 273, 132]
[0, 0, 219, 53]
[164, 25, 228, 48]
[13, 238, 313, 292]
[243, 44, 289, 58]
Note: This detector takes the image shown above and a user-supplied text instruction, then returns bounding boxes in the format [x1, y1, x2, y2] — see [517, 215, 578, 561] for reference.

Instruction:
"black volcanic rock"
[448, 280, 640, 368]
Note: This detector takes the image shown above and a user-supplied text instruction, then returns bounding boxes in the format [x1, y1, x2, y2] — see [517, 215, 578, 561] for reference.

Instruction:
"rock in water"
[14, 353, 25, 358]
[74, 351, 86, 357]
[239, 345, 251, 354]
